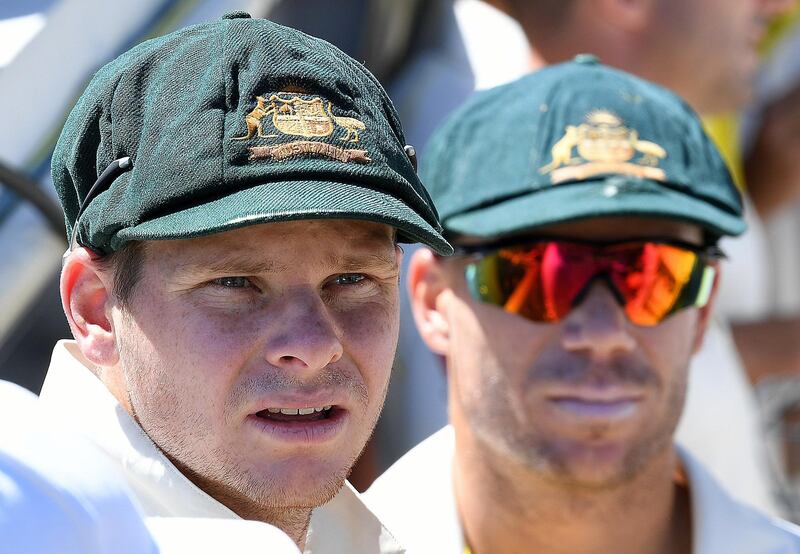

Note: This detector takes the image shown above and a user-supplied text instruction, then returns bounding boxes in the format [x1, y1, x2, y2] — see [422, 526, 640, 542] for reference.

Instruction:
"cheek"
[334, 296, 399, 400]
[150, 296, 256, 357]
[444, 292, 553, 404]
[637, 310, 698, 391]
[120, 299, 257, 420]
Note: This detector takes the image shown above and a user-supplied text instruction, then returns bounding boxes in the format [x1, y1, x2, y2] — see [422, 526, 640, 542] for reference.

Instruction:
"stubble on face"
[119, 329, 374, 508]
[441, 249, 698, 490]
[108, 220, 399, 522]
[448, 288, 690, 488]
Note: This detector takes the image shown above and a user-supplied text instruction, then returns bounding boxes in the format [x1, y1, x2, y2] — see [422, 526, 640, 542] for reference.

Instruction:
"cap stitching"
[219, 19, 227, 194]
[445, 179, 742, 221]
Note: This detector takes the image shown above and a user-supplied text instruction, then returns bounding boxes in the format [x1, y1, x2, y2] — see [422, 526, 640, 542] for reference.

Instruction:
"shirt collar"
[38, 340, 403, 553]
[368, 425, 797, 553]
[679, 445, 798, 553]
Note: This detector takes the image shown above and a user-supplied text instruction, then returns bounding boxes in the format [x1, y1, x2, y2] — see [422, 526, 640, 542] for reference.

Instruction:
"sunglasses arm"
[694, 265, 718, 309]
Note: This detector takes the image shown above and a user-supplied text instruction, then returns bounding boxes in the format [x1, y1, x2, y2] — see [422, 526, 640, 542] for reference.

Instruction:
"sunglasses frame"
[455, 237, 725, 326]
[451, 236, 725, 260]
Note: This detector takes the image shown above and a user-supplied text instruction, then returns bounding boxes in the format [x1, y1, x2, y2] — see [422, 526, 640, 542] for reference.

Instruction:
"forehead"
[142, 219, 396, 267]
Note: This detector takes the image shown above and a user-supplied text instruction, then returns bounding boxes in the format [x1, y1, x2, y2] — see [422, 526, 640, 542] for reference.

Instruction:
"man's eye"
[211, 277, 252, 288]
[334, 273, 366, 286]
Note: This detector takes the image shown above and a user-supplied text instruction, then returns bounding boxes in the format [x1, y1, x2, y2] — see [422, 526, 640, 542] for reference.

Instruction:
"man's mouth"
[548, 397, 640, 420]
[248, 404, 346, 444]
[544, 385, 645, 422]
[255, 405, 334, 422]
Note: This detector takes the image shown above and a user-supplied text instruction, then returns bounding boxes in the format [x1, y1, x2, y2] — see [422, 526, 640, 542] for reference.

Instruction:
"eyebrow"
[173, 248, 397, 277]
[175, 256, 290, 276]
[327, 251, 399, 272]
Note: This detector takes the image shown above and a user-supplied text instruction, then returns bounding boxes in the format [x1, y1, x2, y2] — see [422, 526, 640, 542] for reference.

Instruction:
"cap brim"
[443, 178, 746, 240]
[113, 180, 453, 255]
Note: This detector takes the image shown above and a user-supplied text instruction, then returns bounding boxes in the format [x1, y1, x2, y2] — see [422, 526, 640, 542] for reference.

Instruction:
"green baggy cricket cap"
[52, 12, 452, 256]
[421, 54, 746, 242]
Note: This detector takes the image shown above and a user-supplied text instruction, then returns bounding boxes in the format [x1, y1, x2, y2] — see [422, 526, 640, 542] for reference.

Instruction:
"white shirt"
[366, 426, 800, 554]
[0, 379, 160, 554]
[0, 378, 299, 554]
[677, 317, 780, 516]
[37, 340, 404, 554]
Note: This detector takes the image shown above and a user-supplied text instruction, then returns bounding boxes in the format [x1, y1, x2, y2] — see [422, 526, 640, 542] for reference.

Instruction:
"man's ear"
[408, 249, 451, 356]
[692, 266, 721, 354]
[61, 248, 119, 367]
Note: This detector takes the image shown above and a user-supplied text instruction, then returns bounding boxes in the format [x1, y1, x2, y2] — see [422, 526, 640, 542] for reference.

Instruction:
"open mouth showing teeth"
[255, 406, 334, 422]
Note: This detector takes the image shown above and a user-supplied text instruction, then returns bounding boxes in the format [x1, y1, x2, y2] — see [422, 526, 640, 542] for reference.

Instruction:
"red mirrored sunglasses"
[460, 240, 721, 327]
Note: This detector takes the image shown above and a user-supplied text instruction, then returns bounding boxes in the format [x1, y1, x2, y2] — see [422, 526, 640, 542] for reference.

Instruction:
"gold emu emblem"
[234, 93, 371, 164]
[540, 110, 667, 183]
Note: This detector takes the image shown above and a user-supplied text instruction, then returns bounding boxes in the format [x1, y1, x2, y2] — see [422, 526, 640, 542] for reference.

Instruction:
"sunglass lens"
[466, 242, 713, 326]
[611, 243, 706, 326]
[467, 243, 596, 322]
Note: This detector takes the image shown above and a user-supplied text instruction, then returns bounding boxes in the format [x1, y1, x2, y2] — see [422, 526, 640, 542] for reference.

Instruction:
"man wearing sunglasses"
[366, 57, 800, 552]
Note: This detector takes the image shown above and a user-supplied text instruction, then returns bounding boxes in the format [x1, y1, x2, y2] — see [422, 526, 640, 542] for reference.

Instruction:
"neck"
[236, 504, 312, 551]
[453, 425, 691, 554]
[165, 452, 314, 550]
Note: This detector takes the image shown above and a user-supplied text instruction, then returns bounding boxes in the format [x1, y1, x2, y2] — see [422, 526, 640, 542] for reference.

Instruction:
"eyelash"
[208, 273, 371, 292]
[211, 276, 255, 289]
[332, 273, 367, 287]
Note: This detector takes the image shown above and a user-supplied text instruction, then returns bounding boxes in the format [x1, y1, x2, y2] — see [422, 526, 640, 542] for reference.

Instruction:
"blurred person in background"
[367, 58, 800, 554]
[741, 6, 800, 517]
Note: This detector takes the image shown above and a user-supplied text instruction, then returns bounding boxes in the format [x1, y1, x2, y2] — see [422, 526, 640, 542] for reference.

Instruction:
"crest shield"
[271, 96, 334, 137]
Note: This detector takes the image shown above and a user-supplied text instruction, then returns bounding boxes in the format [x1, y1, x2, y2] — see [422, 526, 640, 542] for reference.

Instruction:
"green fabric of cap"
[52, 12, 452, 255]
[421, 55, 746, 241]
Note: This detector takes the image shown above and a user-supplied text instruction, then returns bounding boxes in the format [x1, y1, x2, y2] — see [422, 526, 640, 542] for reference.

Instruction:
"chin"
[265, 476, 345, 508]
[243, 454, 354, 507]
[533, 439, 650, 488]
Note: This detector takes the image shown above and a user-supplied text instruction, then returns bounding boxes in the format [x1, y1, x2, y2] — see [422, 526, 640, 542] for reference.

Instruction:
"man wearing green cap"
[365, 58, 800, 552]
[38, 12, 450, 552]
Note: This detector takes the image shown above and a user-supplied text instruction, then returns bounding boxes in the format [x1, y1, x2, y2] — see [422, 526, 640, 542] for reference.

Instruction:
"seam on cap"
[219, 20, 227, 196]
[342, 50, 443, 228]
[445, 179, 742, 221]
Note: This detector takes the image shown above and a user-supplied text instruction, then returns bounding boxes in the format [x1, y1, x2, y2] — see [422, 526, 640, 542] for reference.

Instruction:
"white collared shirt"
[37, 340, 404, 554]
[365, 426, 800, 554]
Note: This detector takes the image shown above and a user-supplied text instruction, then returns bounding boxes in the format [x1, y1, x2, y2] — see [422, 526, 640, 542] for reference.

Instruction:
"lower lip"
[548, 398, 641, 421]
[246, 408, 347, 444]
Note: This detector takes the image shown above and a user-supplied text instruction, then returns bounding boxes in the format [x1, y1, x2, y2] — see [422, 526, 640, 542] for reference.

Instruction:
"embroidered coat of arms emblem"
[234, 93, 371, 164]
[540, 110, 667, 183]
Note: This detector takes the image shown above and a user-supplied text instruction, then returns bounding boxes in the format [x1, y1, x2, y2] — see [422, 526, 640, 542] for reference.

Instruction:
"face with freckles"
[109, 219, 400, 511]
[411, 217, 713, 487]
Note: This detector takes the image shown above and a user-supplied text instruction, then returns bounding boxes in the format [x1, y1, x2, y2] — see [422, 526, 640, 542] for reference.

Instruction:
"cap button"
[573, 53, 600, 65]
[222, 11, 251, 19]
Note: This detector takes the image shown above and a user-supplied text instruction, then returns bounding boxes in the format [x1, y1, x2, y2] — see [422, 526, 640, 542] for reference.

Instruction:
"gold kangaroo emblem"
[327, 102, 366, 143]
[539, 126, 579, 174]
[232, 96, 277, 140]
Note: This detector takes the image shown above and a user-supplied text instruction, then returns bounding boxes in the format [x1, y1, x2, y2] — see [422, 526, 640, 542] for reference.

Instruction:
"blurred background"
[4, 0, 800, 522]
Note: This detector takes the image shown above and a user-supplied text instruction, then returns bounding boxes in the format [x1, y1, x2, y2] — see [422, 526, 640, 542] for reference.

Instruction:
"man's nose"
[561, 281, 636, 357]
[263, 291, 344, 373]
